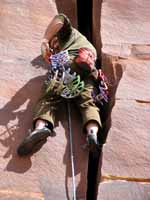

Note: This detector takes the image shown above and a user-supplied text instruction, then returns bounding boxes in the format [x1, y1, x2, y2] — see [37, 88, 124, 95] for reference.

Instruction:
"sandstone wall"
[1, 0, 150, 199]
[98, 0, 150, 199]
[0, 1, 88, 199]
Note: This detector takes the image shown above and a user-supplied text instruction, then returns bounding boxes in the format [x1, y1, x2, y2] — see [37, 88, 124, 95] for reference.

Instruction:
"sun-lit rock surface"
[0, 1, 88, 199]
[1, 0, 150, 199]
[97, 0, 150, 199]
[98, 181, 150, 200]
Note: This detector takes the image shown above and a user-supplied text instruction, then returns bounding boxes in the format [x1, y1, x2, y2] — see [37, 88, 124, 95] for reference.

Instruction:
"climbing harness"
[47, 50, 85, 98]
[67, 100, 77, 200]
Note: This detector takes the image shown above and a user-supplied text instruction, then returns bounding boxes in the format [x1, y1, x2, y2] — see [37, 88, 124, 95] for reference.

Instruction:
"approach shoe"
[86, 131, 99, 152]
[17, 127, 53, 156]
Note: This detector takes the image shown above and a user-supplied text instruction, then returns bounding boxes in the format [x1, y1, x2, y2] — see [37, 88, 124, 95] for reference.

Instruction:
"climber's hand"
[41, 39, 52, 63]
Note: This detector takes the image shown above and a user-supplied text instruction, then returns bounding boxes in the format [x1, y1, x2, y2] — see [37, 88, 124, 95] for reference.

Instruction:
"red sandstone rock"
[101, 0, 150, 46]
[0, 1, 88, 199]
[92, 0, 102, 58]
[116, 60, 150, 100]
[100, 0, 150, 175]
[102, 100, 150, 177]
[102, 58, 150, 101]
[98, 0, 150, 199]
[98, 181, 150, 200]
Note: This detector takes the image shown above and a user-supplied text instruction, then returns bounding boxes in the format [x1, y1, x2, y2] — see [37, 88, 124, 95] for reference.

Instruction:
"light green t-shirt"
[55, 14, 97, 57]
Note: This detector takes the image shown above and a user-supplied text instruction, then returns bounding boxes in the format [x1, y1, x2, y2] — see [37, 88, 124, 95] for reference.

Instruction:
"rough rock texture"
[92, 0, 103, 59]
[101, 0, 150, 57]
[0, 1, 88, 199]
[98, 181, 150, 200]
[97, 0, 150, 199]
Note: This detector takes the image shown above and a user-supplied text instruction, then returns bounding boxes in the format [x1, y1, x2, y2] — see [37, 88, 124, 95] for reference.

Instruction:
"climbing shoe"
[17, 127, 54, 156]
[86, 131, 99, 152]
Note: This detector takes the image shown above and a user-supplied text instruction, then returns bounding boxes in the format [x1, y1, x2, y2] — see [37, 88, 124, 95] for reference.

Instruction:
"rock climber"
[17, 13, 103, 156]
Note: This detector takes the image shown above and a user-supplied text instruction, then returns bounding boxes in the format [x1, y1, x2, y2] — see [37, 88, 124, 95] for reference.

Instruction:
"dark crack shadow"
[101, 55, 124, 141]
[95, 55, 124, 198]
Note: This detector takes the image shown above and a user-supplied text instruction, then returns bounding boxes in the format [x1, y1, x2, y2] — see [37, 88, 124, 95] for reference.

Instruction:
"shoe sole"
[17, 130, 50, 156]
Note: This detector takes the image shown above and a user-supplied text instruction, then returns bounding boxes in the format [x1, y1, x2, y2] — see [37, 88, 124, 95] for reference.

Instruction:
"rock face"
[0, 1, 88, 199]
[98, 181, 150, 200]
[92, 0, 103, 59]
[97, 0, 150, 199]
[1, 0, 150, 199]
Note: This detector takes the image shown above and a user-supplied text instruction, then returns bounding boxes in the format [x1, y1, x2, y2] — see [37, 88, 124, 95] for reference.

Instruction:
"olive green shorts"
[33, 81, 101, 133]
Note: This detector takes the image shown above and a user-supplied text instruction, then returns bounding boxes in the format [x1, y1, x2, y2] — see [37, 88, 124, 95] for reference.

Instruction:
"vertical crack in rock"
[87, 150, 102, 200]
[77, 1, 102, 200]
[77, 0, 93, 42]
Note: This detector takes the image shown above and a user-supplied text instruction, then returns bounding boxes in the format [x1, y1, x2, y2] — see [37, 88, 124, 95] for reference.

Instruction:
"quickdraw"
[49, 50, 70, 71]
[47, 50, 85, 98]
[92, 69, 109, 105]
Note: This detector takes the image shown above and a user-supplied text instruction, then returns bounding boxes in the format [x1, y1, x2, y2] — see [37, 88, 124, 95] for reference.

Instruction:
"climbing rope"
[67, 100, 77, 200]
